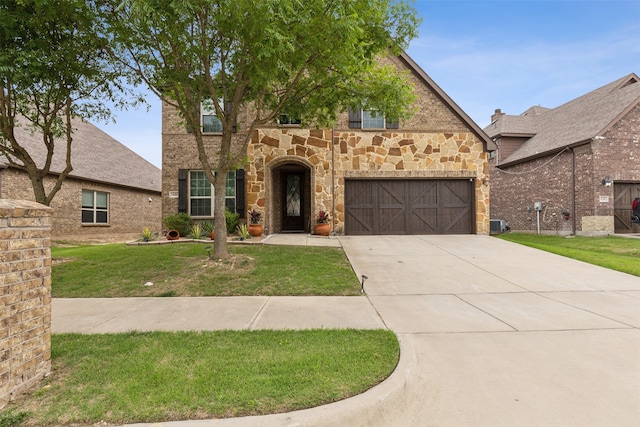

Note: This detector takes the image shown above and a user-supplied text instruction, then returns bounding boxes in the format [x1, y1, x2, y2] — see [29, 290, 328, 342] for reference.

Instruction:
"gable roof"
[399, 52, 497, 151]
[1, 116, 161, 192]
[485, 73, 640, 166]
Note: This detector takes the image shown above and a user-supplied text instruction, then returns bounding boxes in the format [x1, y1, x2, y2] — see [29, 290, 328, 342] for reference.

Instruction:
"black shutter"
[235, 169, 245, 218]
[178, 169, 188, 213]
[349, 108, 362, 129]
[385, 118, 399, 129]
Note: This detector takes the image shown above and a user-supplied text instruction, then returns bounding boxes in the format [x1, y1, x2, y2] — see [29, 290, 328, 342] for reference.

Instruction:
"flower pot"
[166, 230, 180, 240]
[248, 224, 263, 237]
[315, 223, 330, 236]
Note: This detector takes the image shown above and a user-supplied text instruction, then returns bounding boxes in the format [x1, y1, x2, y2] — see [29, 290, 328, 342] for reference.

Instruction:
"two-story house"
[162, 52, 496, 236]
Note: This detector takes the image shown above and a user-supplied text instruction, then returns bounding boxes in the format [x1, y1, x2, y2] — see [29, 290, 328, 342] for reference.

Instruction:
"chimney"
[491, 108, 505, 122]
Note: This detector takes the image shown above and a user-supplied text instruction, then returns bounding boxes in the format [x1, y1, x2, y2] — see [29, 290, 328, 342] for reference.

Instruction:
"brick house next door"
[344, 179, 474, 235]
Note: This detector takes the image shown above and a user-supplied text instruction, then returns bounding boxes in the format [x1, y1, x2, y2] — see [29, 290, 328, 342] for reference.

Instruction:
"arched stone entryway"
[266, 158, 314, 234]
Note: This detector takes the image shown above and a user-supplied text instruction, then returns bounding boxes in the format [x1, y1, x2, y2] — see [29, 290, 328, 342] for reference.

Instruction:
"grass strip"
[52, 243, 360, 297]
[496, 233, 640, 276]
[6, 330, 399, 426]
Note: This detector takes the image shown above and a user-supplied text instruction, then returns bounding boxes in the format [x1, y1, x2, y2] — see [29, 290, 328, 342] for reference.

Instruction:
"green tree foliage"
[108, 0, 420, 258]
[0, 0, 139, 205]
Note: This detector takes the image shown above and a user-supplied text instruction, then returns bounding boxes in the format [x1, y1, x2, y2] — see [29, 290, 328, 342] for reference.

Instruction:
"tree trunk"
[212, 172, 230, 259]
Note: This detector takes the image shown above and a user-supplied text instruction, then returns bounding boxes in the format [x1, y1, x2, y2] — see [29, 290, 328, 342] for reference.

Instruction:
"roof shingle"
[485, 73, 640, 165]
[1, 116, 161, 192]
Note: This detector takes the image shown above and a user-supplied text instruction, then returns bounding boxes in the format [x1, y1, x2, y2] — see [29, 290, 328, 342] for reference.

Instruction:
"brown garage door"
[614, 182, 640, 233]
[344, 179, 474, 235]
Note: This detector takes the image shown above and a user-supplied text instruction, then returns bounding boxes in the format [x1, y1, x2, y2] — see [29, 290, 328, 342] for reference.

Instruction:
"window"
[202, 98, 223, 133]
[82, 190, 109, 224]
[279, 114, 301, 125]
[188, 170, 237, 217]
[349, 108, 399, 129]
[362, 110, 385, 129]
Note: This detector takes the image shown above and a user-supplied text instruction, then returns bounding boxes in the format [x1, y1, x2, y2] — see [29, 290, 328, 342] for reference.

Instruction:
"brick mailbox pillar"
[0, 199, 53, 408]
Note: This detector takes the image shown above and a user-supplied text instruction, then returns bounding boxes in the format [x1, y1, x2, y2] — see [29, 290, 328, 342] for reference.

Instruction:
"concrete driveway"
[55, 234, 640, 427]
[338, 235, 640, 427]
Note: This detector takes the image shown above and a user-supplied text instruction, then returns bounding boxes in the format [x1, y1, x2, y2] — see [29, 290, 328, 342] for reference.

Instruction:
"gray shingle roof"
[1, 116, 161, 192]
[484, 73, 640, 165]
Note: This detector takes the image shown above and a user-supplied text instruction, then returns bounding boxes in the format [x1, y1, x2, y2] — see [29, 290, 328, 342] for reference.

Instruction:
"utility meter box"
[534, 202, 543, 211]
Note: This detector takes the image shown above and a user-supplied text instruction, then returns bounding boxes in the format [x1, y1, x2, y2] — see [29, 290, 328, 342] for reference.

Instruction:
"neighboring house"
[485, 73, 640, 235]
[162, 52, 497, 235]
[0, 117, 162, 240]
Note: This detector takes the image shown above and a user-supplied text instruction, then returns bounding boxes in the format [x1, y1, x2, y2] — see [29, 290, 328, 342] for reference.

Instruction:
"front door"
[614, 182, 640, 233]
[282, 171, 305, 231]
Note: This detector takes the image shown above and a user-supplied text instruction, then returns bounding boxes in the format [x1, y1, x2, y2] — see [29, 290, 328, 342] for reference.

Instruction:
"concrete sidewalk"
[52, 234, 640, 427]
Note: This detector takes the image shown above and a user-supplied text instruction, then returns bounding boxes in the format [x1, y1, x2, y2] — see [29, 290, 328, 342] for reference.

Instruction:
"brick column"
[0, 199, 53, 409]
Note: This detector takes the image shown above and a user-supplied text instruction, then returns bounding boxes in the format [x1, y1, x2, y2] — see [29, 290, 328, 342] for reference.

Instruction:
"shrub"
[200, 221, 215, 235]
[225, 209, 240, 234]
[163, 213, 194, 237]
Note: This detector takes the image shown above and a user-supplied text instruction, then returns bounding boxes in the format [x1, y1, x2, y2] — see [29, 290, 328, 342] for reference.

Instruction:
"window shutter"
[235, 169, 245, 218]
[178, 169, 187, 213]
[349, 108, 362, 129]
[385, 118, 399, 129]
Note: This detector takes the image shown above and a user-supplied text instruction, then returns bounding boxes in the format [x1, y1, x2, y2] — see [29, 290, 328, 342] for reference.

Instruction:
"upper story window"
[82, 190, 109, 224]
[349, 108, 399, 130]
[202, 98, 223, 133]
[362, 110, 385, 129]
[188, 170, 237, 217]
[278, 114, 301, 126]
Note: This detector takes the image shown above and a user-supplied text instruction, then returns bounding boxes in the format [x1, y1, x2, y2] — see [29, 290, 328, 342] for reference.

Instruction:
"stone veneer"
[0, 199, 52, 409]
[248, 128, 490, 234]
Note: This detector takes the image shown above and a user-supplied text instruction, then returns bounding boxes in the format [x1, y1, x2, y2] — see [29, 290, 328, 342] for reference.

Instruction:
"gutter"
[496, 138, 592, 169]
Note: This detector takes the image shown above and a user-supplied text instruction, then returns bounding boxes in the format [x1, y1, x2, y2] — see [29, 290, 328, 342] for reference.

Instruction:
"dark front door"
[282, 171, 305, 231]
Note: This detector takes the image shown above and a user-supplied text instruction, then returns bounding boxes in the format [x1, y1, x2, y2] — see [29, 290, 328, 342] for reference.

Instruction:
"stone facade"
[0, 169, 162, 241]
[248, 128, 489, 234]
[162, 53, 494, 235]
[0, 199, 52, 409]
[489, 102, 640, 235]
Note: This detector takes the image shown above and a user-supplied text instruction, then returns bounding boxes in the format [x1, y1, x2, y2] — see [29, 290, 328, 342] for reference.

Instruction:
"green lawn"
[0, 243, 397, 427]
[496, 233, 640, 276]
[52, 243, 361, 297]
[5, 330, 399, 426]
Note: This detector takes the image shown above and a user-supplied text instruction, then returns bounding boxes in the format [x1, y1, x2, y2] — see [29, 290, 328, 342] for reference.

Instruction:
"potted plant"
[315, 210, 330, 236]
[248, 209, 263, 237]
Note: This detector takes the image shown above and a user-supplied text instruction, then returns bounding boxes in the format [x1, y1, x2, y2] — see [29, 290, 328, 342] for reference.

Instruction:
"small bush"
[190, 224, 203, 239]
[163, 213, 194, 237]
[200, 221, 215, 235]
[225, 209, 240, 234]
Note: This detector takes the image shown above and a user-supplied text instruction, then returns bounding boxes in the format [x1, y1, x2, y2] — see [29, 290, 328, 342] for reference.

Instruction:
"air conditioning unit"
[490, 219, 509, 234]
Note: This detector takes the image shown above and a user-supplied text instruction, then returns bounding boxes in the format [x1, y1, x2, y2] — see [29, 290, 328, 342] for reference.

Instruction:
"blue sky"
[93, 0, 640, 168]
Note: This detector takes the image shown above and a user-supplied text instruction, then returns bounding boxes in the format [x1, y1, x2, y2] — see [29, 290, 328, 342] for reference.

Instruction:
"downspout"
[331, 127, 336, 235]
[571, 147, 576, 235]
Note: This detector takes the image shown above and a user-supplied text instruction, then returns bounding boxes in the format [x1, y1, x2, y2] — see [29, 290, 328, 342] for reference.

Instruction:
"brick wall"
[0, 199, 52, 409]
[490, 150, 576, 234]
[0, 169, 162, 240]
